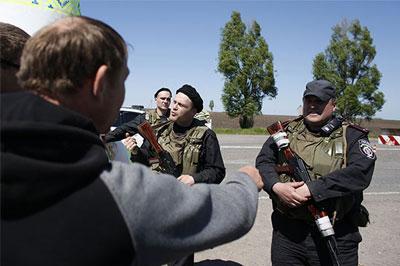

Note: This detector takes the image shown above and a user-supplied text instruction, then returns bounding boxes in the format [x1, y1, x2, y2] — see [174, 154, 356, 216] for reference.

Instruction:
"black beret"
[303, 80, 336, 102]
[154, 87, 172, 98]
[176, 84, 203, 112]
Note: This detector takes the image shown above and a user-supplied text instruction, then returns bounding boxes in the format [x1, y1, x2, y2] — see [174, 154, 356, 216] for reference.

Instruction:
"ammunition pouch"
[348, 204, 370, 227]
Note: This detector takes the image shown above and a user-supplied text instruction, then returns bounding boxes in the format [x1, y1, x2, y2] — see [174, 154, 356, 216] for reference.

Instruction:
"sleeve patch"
[358, 139, 376, 160]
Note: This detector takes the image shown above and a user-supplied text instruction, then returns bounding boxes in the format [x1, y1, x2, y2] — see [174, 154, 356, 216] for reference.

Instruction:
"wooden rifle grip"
[267, 121, 284, 135]
[137, 121, 163, 154]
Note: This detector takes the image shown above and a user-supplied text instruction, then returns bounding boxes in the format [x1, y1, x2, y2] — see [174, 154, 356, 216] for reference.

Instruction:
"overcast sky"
[81, 0, 399, 120]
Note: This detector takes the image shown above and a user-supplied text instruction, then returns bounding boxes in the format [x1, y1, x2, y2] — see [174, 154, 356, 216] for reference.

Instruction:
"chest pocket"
[146, 110, 160, 126]
[289, 125, 344, 179]
[156, 124, 207, 176]
[161, 132, 185, 167]
[181, 128, 207, 175]
[313, 133, 344, 178]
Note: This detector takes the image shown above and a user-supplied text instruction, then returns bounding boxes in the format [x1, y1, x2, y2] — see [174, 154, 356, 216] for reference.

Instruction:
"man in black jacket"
[105, 87, 172, 143]
[256, 80, 376, 266]
[1, 16, 264, 266]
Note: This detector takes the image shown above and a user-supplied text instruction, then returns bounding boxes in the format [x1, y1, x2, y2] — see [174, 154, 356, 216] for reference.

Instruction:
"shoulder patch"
[358, 139, 376, 160]
[348, 123, 369, 134]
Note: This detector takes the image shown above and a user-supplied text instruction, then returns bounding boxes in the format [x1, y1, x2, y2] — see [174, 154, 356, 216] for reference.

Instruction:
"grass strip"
[214, 127, 268, 135]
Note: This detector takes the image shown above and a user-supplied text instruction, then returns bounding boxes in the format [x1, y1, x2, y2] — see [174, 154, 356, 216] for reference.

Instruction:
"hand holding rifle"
[272, 181, 309, 208]
[267, 120, 341, 266]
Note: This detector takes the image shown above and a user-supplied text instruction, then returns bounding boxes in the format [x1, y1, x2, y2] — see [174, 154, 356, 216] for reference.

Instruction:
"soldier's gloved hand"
[238, 165, 264, 191]
[272, 182, 309, 208]
[177, 175, 195, 186]
[121, 133, 138, 154]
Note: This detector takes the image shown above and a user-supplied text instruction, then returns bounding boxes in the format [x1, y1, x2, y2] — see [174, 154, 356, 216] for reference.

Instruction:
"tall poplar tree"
[209, 100, 214, 111]
[313, 19, 385, 121]
[218, 11, 276, 128]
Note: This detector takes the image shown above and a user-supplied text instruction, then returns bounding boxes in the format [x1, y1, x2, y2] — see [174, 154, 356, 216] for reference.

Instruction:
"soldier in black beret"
[167, 84, 225, 266]
[123, 84, 226, 266]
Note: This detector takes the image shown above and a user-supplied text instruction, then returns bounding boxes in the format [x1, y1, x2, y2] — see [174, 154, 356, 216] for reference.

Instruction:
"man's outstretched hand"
[238, 166, 264, 191]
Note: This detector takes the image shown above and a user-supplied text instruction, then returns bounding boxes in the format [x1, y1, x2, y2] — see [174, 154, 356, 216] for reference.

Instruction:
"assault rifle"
[267, 121, 341, 266]
[137, 121, 178, 176]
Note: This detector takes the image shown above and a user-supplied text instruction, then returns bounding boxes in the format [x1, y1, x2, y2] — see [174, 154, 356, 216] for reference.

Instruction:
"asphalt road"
[194, 135, 400, 266]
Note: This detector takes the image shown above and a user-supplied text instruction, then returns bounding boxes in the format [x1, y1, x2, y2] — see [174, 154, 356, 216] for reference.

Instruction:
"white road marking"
[221, 145, 400, 151]
[221, 145, 262, 149]
[259, 196, 271, 200]
[364, 191, 400, 195]
[225, 160, 254, 164]
[258, 191, 400, 200]
[222, 143, 400, 199]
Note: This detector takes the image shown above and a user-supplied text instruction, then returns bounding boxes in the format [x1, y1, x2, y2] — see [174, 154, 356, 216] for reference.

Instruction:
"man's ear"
[92, 65, 109, 98]
[191, 107, 197, 117]
[331, 99, 337, 112]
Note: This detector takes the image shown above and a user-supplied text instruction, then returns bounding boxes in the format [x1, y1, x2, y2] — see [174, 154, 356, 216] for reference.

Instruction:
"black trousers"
[271, 211, 361, 266]
[168, 253, 194, 266]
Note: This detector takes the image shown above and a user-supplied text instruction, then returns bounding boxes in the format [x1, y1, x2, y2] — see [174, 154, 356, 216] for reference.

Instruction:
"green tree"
[209, 100, 214, 111]
[218, 11, 276, 128]
[313, 19, 385, 121]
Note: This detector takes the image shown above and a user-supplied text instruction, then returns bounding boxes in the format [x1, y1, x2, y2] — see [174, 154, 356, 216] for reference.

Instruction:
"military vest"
[150, 121, 208, 176]
[145, 109, 165, 126]
[275, 118, 353, 222]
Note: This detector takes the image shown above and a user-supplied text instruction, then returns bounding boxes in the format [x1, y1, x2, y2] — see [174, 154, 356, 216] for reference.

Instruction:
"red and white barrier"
[378, 135, 400, 146]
